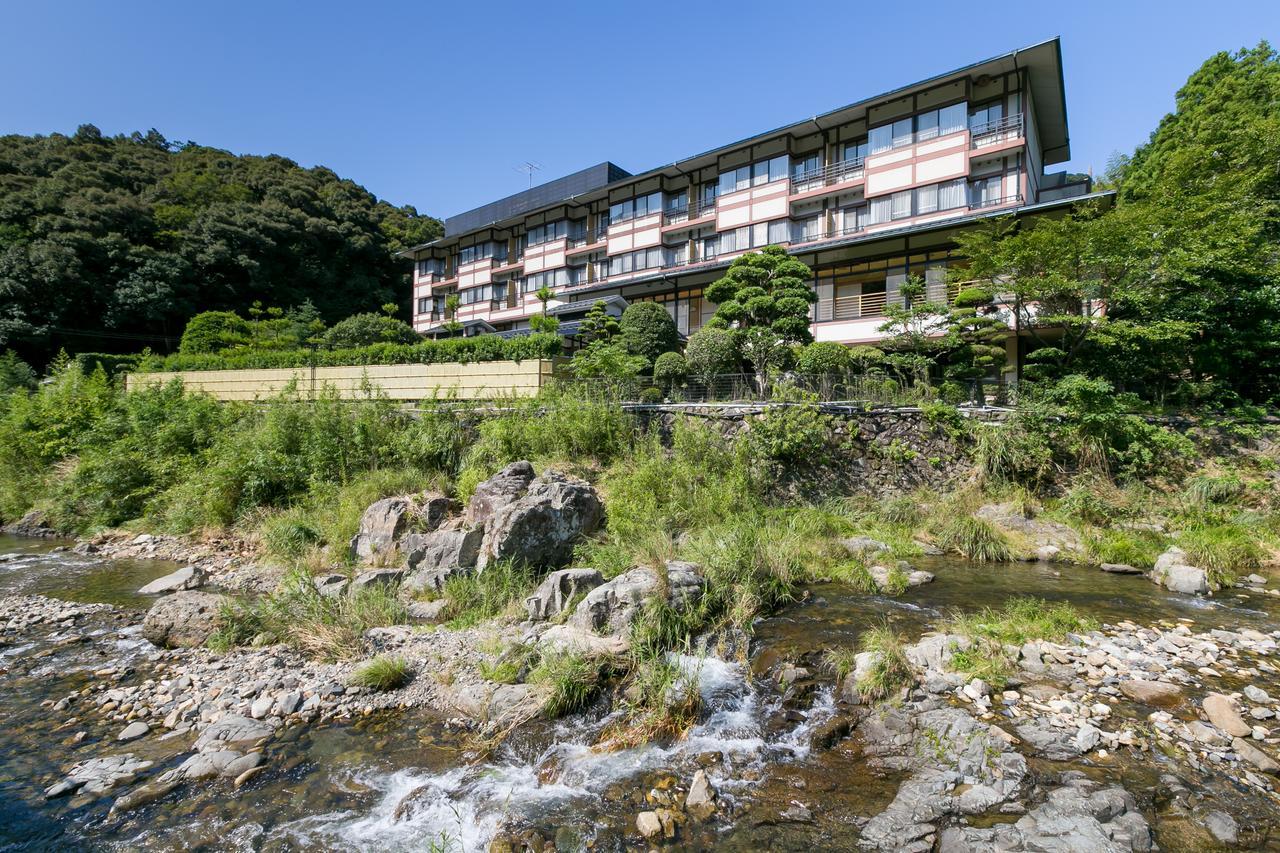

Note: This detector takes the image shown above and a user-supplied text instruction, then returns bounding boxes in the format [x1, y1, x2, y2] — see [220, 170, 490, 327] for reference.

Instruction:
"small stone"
[962, 679, 990, 701]
[117, 721, 150, 741]
[685, 769, 716, 820]
[636, 811, 663, 840]
[249, 695, 273, 719]
[1204, 693, 1252, 737]
[1203, 809, 1239, 845]
[1075, 724, 1102, 752]
[1244, 685, 1271, 704]
[1234, 737, 1280, 774]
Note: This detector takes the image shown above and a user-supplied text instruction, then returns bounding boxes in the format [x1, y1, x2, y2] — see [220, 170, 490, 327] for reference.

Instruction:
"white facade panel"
[915, 151, 966, 183]
[866, 164, 914, 196]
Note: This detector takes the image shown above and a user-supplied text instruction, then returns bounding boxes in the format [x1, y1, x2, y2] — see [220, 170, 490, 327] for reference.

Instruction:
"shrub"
[0, 350, 37, 394]
[974, 419, 1053, 487]
[796, 341, 851, 376]
[619, 302, 679, 367]
[685, 326, 741, 382]
[934, 515, 1012, 562]
[652, 351, 688, 390]
[1085, 528, 1167, 568]
[743, 399, 834, 464]
[322, 313, 419, 349]
[137, 333, 561, 372]
[1183, 474, 1246, 506]
[179, 311, 251, 354]
[70, 352, 141, 378]
[350, 655, 412, 690]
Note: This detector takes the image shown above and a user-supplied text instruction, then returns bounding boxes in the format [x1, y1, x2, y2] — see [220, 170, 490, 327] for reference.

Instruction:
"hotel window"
[665, 191, 688, 213]
[970, 175, 1006, 206]
[869, 104, 967, 153]
[793, 215, 824, 243]
[416, 297, 431, 314]
[700, 183, 719, 207]
[527, 220, 568, 247]
[718, 155, 788, 195]
[792, 153, 820, 180]
[459, 284, 496, 305]
[609, 192, 663, 225]
[843, 139, 868, 163]
[607, 246, 664, 276]
[458, 242, 506, 265]
[523, 269, 570, 292]
[416, 258, 443, 278]
[969, 101, 1004, 132]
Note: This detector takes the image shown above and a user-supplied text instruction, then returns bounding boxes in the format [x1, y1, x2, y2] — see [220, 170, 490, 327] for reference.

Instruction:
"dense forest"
[0, 126, 441, 365]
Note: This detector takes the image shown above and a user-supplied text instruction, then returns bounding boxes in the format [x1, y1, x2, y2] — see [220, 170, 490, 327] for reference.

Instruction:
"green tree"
[876, 277, 949, 386]
[618, 302, 678, 367]
[652, 351, 688, 392]
[577, 300, 620, 345]
[178, 311, 251, 354]
[529, 286, 560, 335]
[796, 341, 852, 376]
[685, 326, 742, 383]
[942, 287, 1010, 402]
[0, 350, 36, 394]
[704, 246, 815, 383]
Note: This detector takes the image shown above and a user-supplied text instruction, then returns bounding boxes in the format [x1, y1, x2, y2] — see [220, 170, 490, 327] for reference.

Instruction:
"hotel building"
[403, 38, 1104, 373]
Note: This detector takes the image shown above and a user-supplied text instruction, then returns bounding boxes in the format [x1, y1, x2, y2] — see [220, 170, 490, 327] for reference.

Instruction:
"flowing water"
[2, 538, 1278, 851]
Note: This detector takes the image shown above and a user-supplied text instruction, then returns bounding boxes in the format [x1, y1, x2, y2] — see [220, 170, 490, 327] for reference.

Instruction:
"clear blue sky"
[2, 1, 1275, 219]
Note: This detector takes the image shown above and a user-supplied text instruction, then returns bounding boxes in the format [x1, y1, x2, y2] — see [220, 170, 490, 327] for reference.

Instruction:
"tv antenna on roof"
[515, 161, 542, 188]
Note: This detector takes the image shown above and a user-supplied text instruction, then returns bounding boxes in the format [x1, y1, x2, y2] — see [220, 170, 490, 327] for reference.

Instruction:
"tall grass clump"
[208, 567, 409, 660]
[934, 515, 1012, 562]
[1179, 524, 1263, 585]
[456, 390, 636, 499]
[349, 655, 412, 691]
[439, 560, 537, 627]
[1182, 474, 1246, 506]
[945, 596, 1096, 687]
[1085, 528, 1167, 568]
[856, 625, 912, 701]
[528, 649, 602, 717]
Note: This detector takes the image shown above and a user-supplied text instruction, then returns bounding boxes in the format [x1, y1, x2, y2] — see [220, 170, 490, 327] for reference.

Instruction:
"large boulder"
[525, 568, 604, 621]
[138, 565, 205, 595]
[974, 502, 1082, 556]
[401, 523, 485, 593]
[476, 471, 603, 571]
[349, 493, 454, 563]
[466, 461, 535, 527]
[1149, 546, 1213, 595]
[142, 590, 229, 648]
[538, 562, 704, 656]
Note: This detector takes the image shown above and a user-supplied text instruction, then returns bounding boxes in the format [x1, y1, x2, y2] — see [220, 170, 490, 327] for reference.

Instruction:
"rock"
[1100, 563, 1142, 574]
[278, 692, 302, 715]
[349, 497, 414, 563]
[142, 591, 229, 648]
[1016, 719, 1083, 760]
[1075, 724, 1102, 753]
[3, 508, 57, 537]
[962, 679, 989, 701]
[45, 754, 154, 799]
[350, 569, 404, 593]
[636, 810, 663, 840]
[685, 769, 716, 819]
[1244, 685, 1271, 704]
[1162, 565, 1210, 595]
[117, 721, 150, 741]
[525, 568, 604, 622]
[1152, 546, 1187, 577]
[109, 778, 180, 815]
[406, 599, 450, 622]
[221, 751, 264, 778]
[780, 801, 813, 823]
[313, 573, 350, 599]
[192, 714, 273, 753]
[975, 502, 1082, 555]
[250, 695, 274, 719]
[138, 565, 205, 594]
[565, 562, 702, 637]
[1233, 737, 1280, 774]
[840, 536, 890, 556]
[905, 633, 970, 673]
[466, 461, 535, 527]
[1203, 693, 1251, 737]
[476, 471, 603, 571]
[1119, 679, 1183, 707]
[401, 525, 485, 591]
[1201, 809, 1238, 846]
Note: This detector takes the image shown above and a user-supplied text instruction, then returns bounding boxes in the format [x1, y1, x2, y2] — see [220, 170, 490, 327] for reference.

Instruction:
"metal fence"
[558, 372, 1012, 407]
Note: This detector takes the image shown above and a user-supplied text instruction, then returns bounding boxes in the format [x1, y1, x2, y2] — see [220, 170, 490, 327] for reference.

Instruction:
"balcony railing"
[969, 193, 1024, 210]
[790, 157, 865, 194]
[832, 290, 888, 320]
[970, 113, 1024, 148]
[567, 230, 607, 248]
[662, 196, 718, 226]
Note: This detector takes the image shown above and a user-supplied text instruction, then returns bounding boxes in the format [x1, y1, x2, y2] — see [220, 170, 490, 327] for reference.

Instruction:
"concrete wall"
[125, 360, 556, 401]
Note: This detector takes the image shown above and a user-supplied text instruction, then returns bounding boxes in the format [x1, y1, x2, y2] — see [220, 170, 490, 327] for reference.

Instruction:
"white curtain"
[939, 102, 967, 135]
[869, 124, 893, 154]
[915, 184, 938, 214]
[938, 178, 966, 210]
[891, 190, 912, 219]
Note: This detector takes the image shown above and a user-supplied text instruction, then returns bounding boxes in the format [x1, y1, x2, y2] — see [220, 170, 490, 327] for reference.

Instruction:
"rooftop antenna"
[515, 161, 542, 188]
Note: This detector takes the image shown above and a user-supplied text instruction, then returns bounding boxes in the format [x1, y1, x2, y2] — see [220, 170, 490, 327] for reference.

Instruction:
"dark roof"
[547, 295, 629, 317]
[444, 162, 631, 238]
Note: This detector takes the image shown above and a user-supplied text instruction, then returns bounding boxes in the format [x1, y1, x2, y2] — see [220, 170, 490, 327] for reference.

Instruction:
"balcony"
[662, 197, 718, 226]
[832, 290, 888, 320]
[567, 230, 607, 250]
[970, 113, 1024, 149]
[790, 158, 865, 195]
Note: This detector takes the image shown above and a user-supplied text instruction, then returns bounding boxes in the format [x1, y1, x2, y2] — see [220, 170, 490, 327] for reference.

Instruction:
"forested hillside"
[0, 125, 441, 365]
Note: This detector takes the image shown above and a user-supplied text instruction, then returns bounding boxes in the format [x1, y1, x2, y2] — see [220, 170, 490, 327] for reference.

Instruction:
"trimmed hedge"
[134, 333, 562, 373]
[72, 352, 142, 378]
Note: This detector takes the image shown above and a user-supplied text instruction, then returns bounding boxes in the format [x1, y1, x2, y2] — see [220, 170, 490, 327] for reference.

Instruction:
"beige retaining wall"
[125, 360, 556, 401]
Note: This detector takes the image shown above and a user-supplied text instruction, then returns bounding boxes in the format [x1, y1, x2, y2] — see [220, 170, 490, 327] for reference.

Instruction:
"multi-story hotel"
[403, 38, 1104, 372]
